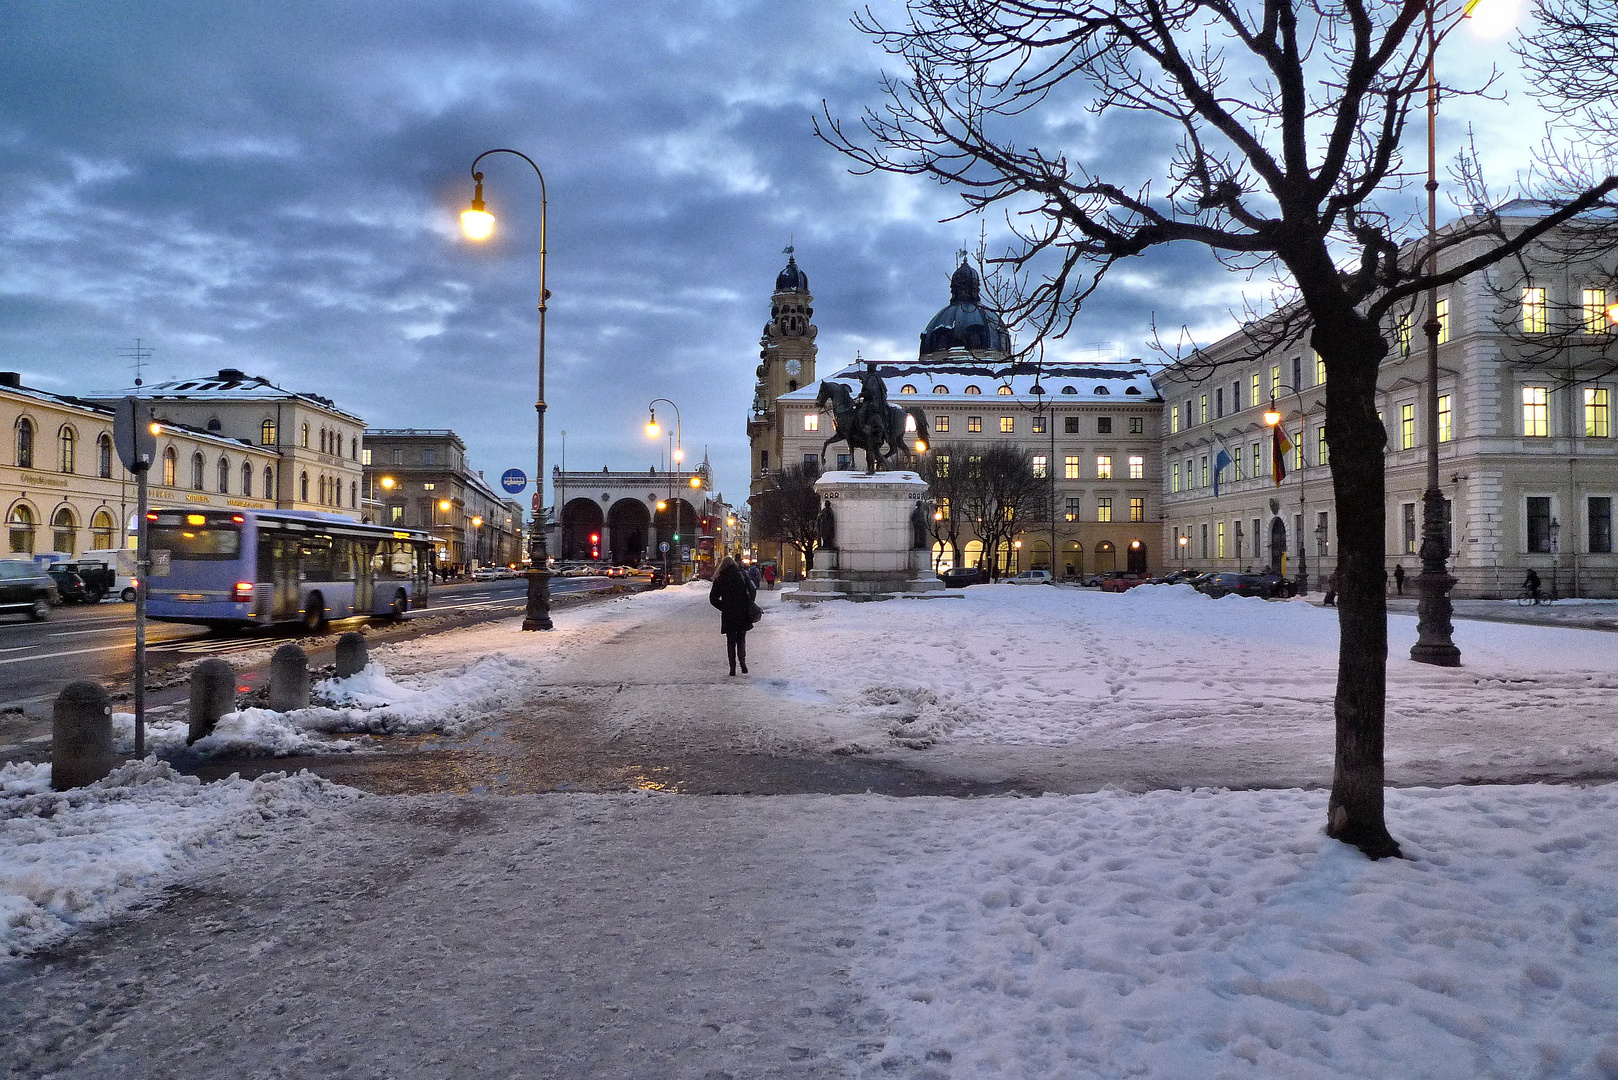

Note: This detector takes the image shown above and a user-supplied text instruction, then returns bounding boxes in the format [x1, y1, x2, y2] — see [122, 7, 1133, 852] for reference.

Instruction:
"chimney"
[0, 372, 21, 389]
[217, 368, 246, 381]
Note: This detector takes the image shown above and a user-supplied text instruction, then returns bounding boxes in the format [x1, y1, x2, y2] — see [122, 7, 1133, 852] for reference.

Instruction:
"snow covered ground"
[5, 583, 1618, 1077]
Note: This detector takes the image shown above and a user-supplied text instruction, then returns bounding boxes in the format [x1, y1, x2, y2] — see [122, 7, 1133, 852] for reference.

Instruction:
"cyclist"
[1523, 567, 1542, 605]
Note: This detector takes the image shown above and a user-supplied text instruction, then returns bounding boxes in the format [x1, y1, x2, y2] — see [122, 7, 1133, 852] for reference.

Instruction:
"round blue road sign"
[500, 469, 527, 494]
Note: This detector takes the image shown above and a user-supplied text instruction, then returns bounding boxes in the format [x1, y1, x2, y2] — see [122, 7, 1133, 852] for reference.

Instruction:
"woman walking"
[709, 556, 758, 676]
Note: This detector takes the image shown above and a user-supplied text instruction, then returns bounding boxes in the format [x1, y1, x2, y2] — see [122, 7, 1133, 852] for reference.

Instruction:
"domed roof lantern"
[775, 245, 808, 292]
[949, 260, 982, 304]
[919, 253, 1011, 359]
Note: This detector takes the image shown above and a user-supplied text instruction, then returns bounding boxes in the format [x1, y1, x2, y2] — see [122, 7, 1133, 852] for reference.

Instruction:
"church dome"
[775, 253, 808, 293]
[919, 261, 1011, 358]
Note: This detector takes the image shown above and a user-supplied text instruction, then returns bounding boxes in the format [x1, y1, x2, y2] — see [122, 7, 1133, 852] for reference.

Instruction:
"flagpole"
[1264, 384, 1309, 594]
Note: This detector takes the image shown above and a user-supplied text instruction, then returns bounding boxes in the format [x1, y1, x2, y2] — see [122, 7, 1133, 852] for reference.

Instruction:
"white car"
[1008, 570, 1054, 585]
[472, 567, 500, 581]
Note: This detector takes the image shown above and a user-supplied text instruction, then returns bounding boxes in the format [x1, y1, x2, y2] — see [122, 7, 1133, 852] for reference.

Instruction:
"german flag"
[1272, 425, 1293, 485]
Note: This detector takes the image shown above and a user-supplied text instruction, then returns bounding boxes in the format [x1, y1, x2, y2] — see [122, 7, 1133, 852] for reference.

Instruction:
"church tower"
[747, 248, 817, 502]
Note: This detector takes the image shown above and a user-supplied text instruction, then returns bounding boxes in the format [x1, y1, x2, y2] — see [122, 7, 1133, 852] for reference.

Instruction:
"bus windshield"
[149, 523, 242, 560]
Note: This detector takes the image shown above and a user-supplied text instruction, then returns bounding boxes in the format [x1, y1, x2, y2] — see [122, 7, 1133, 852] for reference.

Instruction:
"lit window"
[1064, 498, 1080, 522]
[964, 385, 981, 395]
[1216, 521, 1225, 558]
[935, 415, 949, 432]
[1438, 395, 1453, 443]
[1000, 416, 1014, 434]
[1096, 455, 1112, 480]
[1129, 497, 1144, 522]
[1250, 373, 1261, 409]
[362, 447, 372, 466]
[934, 385, 949, 394]
[1065, 456, 1081, 480]
[1317, 426, 1329, 466]
[1170, 408, 1180, 435]
[1199, 395, 1208, 424]
[1522, 287, 1548, 334]
[1586, 388, 1610, 438]
[968, 416, 983, 433]
[1032, 454, 1048, 478]
[1172, 462, 1180, 492]
[1233, 448, 1243, 481]
[1033, 415, 1046, 434]
[1096, 497, 1113, 523]
[803, 413, 819, 432]
[301, 422, 309, 448]
[1198, 455, 1207, 487]
[937, 454, 950, 478]
[1270, 365, 1281, 397]
[1129, 417, 1143, 434]
[1400, 403, 1416, 449]
[1314, 351, 1326, 385]
[997, 385, 1013, 396]
[904, 414, 917, 432]
[1583, 289, 1609, 335]
[900, 384, 917, 394]
[1436, 298, 1450, 344]
[1523, 386, 1549, 437]
[1128, 455, 1144, 480]
[1251, 442, 1260, 478]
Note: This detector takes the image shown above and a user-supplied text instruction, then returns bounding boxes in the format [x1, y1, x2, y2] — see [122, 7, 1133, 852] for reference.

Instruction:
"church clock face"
[785, 359, 802, 376]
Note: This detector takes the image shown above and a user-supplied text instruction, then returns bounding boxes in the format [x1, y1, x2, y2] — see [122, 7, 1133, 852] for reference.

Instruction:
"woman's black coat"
[709, 567, 757, 636]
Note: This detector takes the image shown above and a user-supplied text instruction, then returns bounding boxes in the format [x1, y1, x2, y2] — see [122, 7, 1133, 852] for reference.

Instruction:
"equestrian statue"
[815, 367, 931, 473]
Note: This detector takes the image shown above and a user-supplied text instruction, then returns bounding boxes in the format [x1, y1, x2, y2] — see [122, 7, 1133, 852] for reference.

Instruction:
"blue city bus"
[145, 508, 432, 629]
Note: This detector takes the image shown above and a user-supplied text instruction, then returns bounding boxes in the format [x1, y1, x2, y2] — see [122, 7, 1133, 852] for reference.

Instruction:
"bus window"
[299, 537, 334, 580]
[149, 522, 242, 559]
[332, 538, 357, 581]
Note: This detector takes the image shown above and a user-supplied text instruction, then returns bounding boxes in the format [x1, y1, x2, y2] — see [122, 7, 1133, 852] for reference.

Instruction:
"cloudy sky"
[0, 1, 1537, 510]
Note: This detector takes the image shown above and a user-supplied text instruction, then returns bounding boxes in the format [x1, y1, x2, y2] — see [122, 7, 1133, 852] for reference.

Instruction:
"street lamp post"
[1410, 1, 1464, 666]
[366, 474, 395, 524]
[472, 515, 483, 567]
[1263, 384, 1310, 594]
[646, 399, 685, 581]
[461, 147, 553, 630]
[435, 498, 452, 577]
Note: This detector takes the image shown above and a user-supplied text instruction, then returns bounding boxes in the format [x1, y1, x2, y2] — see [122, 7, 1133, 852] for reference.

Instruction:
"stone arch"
[1127, 540, 1148, 575]
[1063, 540, 1083, 578]
[1095, 539, 1117, 573]
[1028, 540, 1051, 571]
[652, 497, 699, 551]
[561, 497, 605, 561]
[607, 499, 651, 565]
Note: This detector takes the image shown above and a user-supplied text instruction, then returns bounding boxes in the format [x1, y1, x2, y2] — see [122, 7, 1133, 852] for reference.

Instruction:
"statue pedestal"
[786, 471, 952, 602]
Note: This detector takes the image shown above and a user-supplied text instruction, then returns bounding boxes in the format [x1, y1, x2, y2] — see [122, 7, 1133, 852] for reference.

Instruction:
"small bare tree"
[963, 443, 1048, 579]
[751, 463, 824, 571]
[820, 0, 1618, 857]
[919, 441, 974, 568]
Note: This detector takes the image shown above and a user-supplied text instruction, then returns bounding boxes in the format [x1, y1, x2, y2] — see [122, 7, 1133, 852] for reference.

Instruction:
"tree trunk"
[1316, 314, 1402, 860]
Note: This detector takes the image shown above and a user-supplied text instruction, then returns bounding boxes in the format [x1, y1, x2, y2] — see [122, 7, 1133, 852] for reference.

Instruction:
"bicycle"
[1516, 588, 1542, 606]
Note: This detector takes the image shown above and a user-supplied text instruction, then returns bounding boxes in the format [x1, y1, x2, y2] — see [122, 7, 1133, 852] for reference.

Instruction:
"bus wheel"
[301, 594, 326, 633]
[389, 590, 407, 621]
[121, 587, 136, 602]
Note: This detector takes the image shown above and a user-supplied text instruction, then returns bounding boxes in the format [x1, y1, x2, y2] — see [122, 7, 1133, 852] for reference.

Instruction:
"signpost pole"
[114, 396, 156, 758]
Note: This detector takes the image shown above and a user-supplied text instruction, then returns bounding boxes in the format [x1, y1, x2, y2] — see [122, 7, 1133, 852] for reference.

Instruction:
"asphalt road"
[0, 575, 618, 712]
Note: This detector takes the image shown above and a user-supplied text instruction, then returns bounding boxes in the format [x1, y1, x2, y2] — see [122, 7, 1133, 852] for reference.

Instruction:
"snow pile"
[0, 757, 356, 958]
[855, 784, 1618, 1077]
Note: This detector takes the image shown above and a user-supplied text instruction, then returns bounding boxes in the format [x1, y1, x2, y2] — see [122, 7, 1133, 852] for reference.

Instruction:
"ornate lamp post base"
[1410, 488, 1459, 666]
[522, 540, 553, 631]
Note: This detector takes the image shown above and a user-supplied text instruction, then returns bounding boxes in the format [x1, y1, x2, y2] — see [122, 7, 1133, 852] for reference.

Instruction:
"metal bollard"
[188, 658, 236, 744]
[269, 643, 310, 713]
[335, 631, 368, 679]
[52, 680, 115, 790]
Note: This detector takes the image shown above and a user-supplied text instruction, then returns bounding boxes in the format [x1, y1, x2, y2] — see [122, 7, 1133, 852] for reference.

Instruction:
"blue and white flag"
[1213, 447, 1232, 496]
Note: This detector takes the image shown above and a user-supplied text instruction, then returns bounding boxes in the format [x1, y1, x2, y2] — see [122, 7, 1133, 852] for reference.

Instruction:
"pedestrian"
[1323, 568, 1341, 606]
[1524, 567, 1542, 605]
[762, 564, 776, 590]
[1393, 563, 1405, 595]
[747, 562, 761, 589]
[709, 556, 758, 676]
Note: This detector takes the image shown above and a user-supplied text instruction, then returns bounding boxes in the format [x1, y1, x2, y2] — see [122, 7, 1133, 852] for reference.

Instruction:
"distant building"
[88, 368, 365, 518]
[746, 249, 819, 571]
[3, 371, 279, 558]
[362, 429, 524, 569]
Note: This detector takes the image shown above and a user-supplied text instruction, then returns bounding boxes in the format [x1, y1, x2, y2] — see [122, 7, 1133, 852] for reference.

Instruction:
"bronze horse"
[815, 378, 931, 473]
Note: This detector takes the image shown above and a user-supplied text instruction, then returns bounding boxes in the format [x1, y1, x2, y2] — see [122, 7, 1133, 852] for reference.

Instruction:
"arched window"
[206, 417, 222, 433]
[58, 427, 76, 473]
[900, 384, 918, 394]
[91, 510, 116, 551]
[52, 507, 76, 554]
[217, 456, 230, 493]
[162, 448, 177, 487]
[264, 467, 275, 500]
[934, 385, 949, 394]
[191, 452, 205, 490]
[997, 386, 1013, 396]
[261, 419, 276, 446]
[241, 462, 253, 497]
[16, 418, 34, 468]
[301, 422, 310, 448]
[350, 438, 357, 460]
[98, 433, 113, 478]
[300, 472, 309, 501]
[318, 476, 327, 504]
[964, 385, 981, 395]
[350, 481, 357, 508]
[1125, 386, 1143, 395]
[8, 504, 36, 554]
[1093, 386, 1111, 395]
[1061, 385, 1078, 395]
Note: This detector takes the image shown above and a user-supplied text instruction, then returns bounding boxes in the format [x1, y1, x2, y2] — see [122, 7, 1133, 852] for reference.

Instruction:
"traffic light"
[672, 533, 680, 543]
[590, 532, 600, 559]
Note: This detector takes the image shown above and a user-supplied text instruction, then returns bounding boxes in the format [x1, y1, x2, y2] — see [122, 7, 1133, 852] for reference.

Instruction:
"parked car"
[0, 561, 58, 620]
[471, 567, 501, 581]
[1099, 573, 1146, 593]
[940, 566, 989, 588]
[1150, 568, 1206, 586]
[1008, 569, 1053, 585]
[1195, 572, 1295, 599]
[46, 567, 93, 603]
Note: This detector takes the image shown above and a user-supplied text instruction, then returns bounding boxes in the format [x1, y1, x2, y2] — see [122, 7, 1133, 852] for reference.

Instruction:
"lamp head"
[673, 447, 684, 464]
[439, 499, 451, 512]
[461, 173, 495, 240]
[1263, 403, 1283, 426]
[689, 475, 702, 489]
[472, 516, 482, 528]
[645, 409, 660, 439]
[380, 476, 395, 490]
[656, 500, 667, 511]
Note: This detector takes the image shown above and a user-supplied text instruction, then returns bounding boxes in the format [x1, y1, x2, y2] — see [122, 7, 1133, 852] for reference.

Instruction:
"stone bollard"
[188, 658, 236, 745]
[334, 631, 368, 679]
[269, 643, 310, 713]
[52, 680, 115, 790]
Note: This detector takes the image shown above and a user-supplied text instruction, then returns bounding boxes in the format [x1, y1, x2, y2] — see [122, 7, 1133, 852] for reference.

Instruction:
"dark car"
[0, 561, 58, 620]
[941, 566, 989, 588]
[648, 566, 667, 588]
[1151, 568, 1206, 586]
[46, 567, 92, 604]
[61, 561, 111, 601]
[1196, 572, 1294, 599]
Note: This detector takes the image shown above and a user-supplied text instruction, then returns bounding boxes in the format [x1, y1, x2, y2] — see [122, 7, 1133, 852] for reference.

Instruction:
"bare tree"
[819, 0, 1618, 857]
[963, 443, 1048, 579]
[919, 441, 974, 568]
[751, 463, 825, 570]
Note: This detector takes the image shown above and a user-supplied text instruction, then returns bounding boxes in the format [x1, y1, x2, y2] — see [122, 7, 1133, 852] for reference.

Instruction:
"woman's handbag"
[748, 601, 764, 626]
